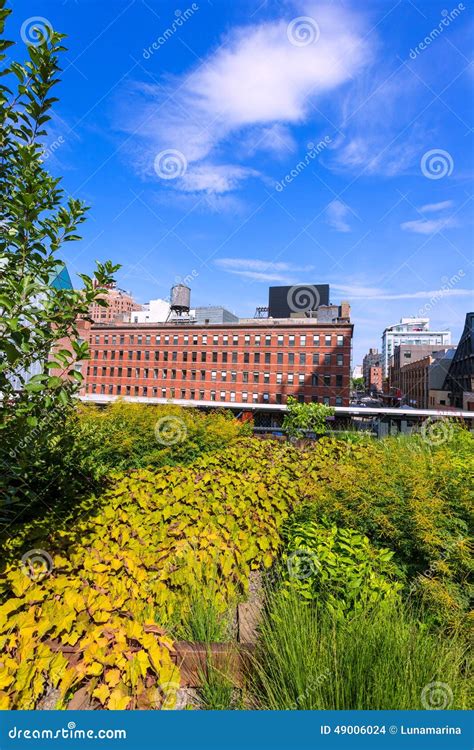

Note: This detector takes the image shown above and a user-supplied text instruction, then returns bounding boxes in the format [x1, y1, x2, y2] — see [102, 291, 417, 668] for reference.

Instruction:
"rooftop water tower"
[167, 283, 191, 320]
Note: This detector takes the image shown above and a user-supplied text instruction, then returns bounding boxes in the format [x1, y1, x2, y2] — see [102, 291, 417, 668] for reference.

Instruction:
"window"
[221, 371, 227, 381]
[289, 335, 295, 347]
[202, 334, 207, 345]
[146, 335, 151, 344]
[143, 368, 149, 378]
[118, 367, 122, 377]
[335, 396, 342, 406]
[276, 373, 283, 384]
[324, 375, 331, 386]
[254, 353, 260, 363]
[93, 366, 98, 376]
[162, 369, 168, 379]
[144, 351, 150, 360]
[117, 385, 121, 395]
[262, 392, 269, 401]
[323, 396, 330, 405]
[297, 394, 304, 404]
[232, 352, 238, 363]
[173, 335, 178, 345]
[152, 387, 157, 397]
[243, 372, 249, 383]
[200, 370, 206, 380]
[264, 372, 270, 384]
[231, 371, 237, 382]
[233, 335, 239, 345]
[180, 389, 185, 399]
[336, 374, 343, 387]
[183, 351, 188, 362]
[337, 335, 344, 346]
[170, 368, 176, 380]
[313, 353, 319, 365]
[153, 369, 158, 379]
[104, 335, 109, 345]
[223, 335, 228, 346]
[120, 335, 125, 345]
[220, 391, 226, 401]
[242, 391, 248, 402]
[190, 390, 195, 400]
[192, 335, 198, 345]
[119, 350, 124, 360]
[164, 335, 169, 344]
[192, 351, 197, 362]
[199, 390, 205, 400]
[264, 353, 271, 364]
[276, 393, 282, 404]
[244, 352, 250, 364]
[244, 335, 250, 344]
[95, 335, 100, 344]
[213, 335, 219, 345]
[210, 390, 216, 401]
[324, 354, 331, 365]
[183, 335, 189, 345]
[130, 335, 135, 344]
[143, 386, 148, 396]
[299, 353, 306, 365]
[337, 354, 343, 366]
[252, 393, 258, 403]
[155, 335, 161, 344]
[172, 351, 177, 361]
[212, 352, 218, 363]
[163, 351, 169, 362]
[161, 388, 166, 397]
[288, 353, 295, 365]
[288, 373, 294, 384]
[325, 335, 331, 346]
[230, 391, 236, 402]
[110, 351, 115, 360]
[182, 369, 187, 380]
[211, 371, 217, 381]
[222, 352, 228, 363]
[253, 372, 259, 383]
[191, 370, 196, 381]
[300, 335, 306, 346]
[277, 352, 283, 364]
[277, 335, 284, 346]
[265, 335, 271, 346]
[298, 373, 305, 384]
[154, 351, 159, 361]
[311, 373, 318, 386]
[136, 350, 141, 361]
[254, 335, 261, 345]
[127, 368, 132, 378]
[201, 352, 206, 362]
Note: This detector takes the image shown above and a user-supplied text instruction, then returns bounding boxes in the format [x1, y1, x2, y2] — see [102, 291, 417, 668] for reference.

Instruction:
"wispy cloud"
[325, 200, 353, 232]
[419, 200, 454, 213]
[332, 283, 471, 299]
[400, 217, 459, 235]
[215, 257, 317, 282]
[118, 2, 372, 195]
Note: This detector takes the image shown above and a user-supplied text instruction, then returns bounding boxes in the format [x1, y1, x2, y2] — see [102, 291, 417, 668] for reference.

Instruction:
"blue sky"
[9, 0, 474, 363]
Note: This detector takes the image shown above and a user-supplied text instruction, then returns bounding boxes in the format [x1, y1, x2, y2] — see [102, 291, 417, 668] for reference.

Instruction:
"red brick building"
[88, 282, 141, 323]
[368, 365, 383, 394]
[82, 316, 353, 406]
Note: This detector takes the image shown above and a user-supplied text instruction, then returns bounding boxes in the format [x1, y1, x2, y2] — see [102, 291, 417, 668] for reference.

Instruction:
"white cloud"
[325, 199, 352, 232]
[400, 217, 459, 235]
[215, 258, 314, 272]
[332, 283, 471, 300]
[119, 3, 372, 194]
[419, 200, 454, 213]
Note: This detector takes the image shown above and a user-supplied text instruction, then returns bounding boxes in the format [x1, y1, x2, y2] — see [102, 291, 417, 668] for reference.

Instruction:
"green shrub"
[281, 519, 402, 615]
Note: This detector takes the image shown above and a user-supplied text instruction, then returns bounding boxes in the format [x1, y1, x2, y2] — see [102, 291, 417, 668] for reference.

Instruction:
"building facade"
[368, 365, 383, 394]
[381, 318, 451, 376]
[362, 348, 381, 388]
[88, 283, 141, 323]
[395, 347, 455, 409]
[82, 317, 353, 406]
[444, 312, 474, 409]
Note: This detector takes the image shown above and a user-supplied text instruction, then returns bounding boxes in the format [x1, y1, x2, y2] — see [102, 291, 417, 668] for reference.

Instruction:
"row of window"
[92, 350, 345, 366]
[87, 383, 344, 406]
[92, 332, 347, 347]
[87, 366, 344, 387]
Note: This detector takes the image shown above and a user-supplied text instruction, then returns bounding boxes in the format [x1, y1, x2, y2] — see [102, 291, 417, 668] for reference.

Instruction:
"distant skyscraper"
[381, 318, 451, 376]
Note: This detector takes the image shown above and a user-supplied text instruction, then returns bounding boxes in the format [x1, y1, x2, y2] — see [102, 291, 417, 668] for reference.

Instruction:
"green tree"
[282, 396, 335, 440]
[351, 376, 365, 391]
[0, 3, 118, 521]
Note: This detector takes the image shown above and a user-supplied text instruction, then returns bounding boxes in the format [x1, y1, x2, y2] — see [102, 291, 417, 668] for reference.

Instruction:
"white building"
[381, 317, 451, 376]
[130, 298, 170, 323]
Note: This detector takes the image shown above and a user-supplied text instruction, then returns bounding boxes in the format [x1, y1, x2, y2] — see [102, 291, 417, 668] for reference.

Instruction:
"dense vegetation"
[0, 405, 472, 709]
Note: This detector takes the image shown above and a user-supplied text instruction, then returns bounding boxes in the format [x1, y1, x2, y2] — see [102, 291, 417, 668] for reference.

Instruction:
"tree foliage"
[282, 396, 335, 438]
[0, 3, 118, 519]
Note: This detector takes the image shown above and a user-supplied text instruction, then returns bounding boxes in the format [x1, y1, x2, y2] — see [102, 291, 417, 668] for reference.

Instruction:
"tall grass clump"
[250, 589, 470, 710]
